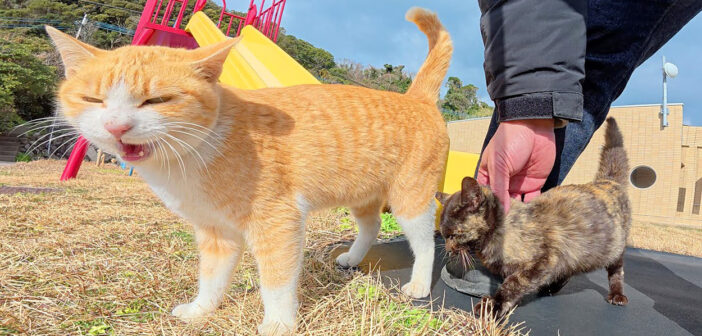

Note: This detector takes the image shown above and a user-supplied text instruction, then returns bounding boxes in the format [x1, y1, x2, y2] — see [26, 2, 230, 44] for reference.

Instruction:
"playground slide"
[441, 151, 480, 194]
[185, 11, 320, 89]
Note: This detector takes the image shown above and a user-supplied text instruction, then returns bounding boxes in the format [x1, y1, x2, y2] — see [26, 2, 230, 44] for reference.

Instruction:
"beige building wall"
[446, 104, 701, 228]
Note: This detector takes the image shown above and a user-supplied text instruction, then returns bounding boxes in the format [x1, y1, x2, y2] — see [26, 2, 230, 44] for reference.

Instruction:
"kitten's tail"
[595, 118, 629, 186]
[404, 7, 453, 103]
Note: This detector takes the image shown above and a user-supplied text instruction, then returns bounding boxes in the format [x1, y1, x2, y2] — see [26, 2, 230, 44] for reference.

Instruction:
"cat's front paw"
[335, 252, 361, 268]
[171, 302, 212, 321]
[607, 293, 628, 306]
[258, 321, 295, 336]
[401, 281, 430, 298]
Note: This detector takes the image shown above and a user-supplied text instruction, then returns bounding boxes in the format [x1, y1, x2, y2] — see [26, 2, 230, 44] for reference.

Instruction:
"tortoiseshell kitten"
[436, 118, 631, 318]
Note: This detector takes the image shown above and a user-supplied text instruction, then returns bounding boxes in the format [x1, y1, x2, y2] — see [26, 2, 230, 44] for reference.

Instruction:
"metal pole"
[48, 13, 88, 157]
[662, 56, 669, 127]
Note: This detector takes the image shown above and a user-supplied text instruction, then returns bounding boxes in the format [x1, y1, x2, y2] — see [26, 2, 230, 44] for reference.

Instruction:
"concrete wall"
[445, 104, 701, 228]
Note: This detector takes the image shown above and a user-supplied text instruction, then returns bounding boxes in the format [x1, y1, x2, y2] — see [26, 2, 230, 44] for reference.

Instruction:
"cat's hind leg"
[606, 254, 628, 306]
[336, 199, 383, 267]
[390, 196, 436, 299]
[172, 226, 244, 320]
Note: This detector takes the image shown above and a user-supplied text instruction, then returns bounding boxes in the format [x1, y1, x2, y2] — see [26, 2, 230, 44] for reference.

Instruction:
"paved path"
[332, 238, 702, 336]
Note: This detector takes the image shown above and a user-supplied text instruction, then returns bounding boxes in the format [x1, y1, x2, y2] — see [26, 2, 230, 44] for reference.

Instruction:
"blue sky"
[217, 1, 701, 125]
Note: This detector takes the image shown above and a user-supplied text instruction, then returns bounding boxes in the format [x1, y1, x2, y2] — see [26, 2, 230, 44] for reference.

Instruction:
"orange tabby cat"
[46, 7, 452, 335]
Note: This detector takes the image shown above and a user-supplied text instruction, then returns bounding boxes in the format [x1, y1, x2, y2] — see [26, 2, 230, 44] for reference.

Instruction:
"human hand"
[477, 119, 556, 213]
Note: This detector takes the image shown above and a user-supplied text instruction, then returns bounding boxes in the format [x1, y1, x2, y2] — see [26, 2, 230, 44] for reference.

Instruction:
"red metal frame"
[218, 0, 286, 42]
[60, 0, 288, 180]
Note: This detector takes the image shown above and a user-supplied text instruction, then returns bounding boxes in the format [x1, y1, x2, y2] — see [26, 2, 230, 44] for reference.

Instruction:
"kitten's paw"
[472, 297, 494, 317]
[401, 281, 430, 298]
[171, 302, 212, 321]
[335, 252, 360, 268]
[607, 293, 629, 306]
[258, 321, 295, 336]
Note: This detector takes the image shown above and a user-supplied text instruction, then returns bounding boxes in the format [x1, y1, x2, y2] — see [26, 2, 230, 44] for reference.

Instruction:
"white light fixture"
[661, 56, 678, 127]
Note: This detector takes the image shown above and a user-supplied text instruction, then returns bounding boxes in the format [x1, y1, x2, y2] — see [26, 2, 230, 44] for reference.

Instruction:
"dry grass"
[0, 160, 528, 336]
[628, 221, 702, 257]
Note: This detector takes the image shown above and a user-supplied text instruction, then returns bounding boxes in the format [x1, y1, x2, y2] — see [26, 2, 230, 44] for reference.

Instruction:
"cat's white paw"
[257, 321, 295, 336]
[401, 281, 430, 299]
[171, 302, 212, 321]
[335, 251, 360, 267]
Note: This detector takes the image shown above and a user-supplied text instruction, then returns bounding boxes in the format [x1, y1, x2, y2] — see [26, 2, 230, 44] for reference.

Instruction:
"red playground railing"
[219, 0, 286, 42]
[60, 0, 289, 181]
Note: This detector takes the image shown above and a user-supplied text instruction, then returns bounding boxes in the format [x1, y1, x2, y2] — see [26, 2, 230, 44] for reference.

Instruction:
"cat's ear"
[45, 26, 103, 78]
[435, 192, 450, 205]
[189, 37, 239, 83]
[460, 177, 483, 211]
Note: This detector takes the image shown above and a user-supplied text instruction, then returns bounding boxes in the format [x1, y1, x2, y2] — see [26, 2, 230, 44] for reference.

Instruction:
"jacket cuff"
[496, 92, 583, 123]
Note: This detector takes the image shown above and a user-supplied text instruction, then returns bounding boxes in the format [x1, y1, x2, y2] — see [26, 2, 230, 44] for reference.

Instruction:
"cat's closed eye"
[140, 96, 173, 107]
[82, 96, 103, 104]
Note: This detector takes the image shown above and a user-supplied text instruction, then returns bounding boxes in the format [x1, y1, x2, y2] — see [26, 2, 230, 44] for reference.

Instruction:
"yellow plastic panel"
[435, 150, 481, 229]
[185, 12, 319, 89]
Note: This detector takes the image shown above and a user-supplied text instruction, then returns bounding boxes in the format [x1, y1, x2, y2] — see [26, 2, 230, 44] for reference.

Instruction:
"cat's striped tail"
[595, 118, 629, 186]
[404, 7, 453, 103]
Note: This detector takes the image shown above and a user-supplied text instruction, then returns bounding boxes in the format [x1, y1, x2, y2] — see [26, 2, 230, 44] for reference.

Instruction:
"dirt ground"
[0, 160, 527, 336]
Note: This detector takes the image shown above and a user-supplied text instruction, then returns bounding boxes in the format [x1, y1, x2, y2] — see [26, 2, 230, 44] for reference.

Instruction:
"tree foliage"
[440, 76, 492, 121]
[0, 36, 58, 131]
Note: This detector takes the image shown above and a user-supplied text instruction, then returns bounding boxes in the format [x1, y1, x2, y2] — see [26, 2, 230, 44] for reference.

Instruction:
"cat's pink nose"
[104, 122, 132, 139]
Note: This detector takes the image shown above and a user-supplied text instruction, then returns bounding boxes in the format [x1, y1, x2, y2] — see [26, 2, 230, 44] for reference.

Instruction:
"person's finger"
[488, 155, 512, 213]
[523, 190, 541, 203]
[477, 166, 489, 186]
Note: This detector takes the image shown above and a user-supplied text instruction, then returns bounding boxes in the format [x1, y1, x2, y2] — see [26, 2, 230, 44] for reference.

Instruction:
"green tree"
[0, 37, 58, 131]
[277, 33, 335, 77]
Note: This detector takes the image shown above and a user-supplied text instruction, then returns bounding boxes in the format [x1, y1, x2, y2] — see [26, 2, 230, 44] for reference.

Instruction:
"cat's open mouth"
[118, 140, 151, 162]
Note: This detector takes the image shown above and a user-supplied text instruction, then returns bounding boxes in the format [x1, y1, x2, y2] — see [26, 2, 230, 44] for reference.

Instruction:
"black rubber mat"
[331, 237, 702, 336]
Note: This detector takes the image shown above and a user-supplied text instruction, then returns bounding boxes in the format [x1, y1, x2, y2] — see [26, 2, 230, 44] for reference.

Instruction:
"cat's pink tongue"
[119, 141, 150, 162]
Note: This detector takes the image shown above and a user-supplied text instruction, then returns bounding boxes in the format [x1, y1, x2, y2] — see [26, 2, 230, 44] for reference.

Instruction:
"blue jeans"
[479, 0, 702, 190]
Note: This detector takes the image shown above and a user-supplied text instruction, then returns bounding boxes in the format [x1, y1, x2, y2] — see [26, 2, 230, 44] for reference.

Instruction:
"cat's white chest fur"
[136, 168, 230, 229]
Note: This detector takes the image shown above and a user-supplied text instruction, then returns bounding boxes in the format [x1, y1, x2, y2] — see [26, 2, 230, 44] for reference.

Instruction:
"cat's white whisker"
[27, 131, 80, 156]
[168, 129, 224, 157]
[161, 132, 209, 175]
[57, 135, 83, 158]
[154, 137, 171, 180]
[158, 132, 187, 180]
[164, 121, 224, 145]
[48, 134, 81, 158]
[16, 122, 72, 137]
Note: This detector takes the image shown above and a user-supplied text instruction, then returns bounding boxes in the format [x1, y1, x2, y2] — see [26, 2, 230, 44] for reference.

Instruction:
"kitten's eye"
[82, 96, 103, 104]
[140, 96, 172, 106]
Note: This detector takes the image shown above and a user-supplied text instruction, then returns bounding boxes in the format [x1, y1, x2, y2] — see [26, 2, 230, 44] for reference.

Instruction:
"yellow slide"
[185, 11, 320, 89]
[441, 151, 480, 195]
[435, 151, 480, 228]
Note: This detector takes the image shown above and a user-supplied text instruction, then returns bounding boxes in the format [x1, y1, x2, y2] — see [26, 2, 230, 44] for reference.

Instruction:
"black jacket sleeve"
[479, 0, 587, 123]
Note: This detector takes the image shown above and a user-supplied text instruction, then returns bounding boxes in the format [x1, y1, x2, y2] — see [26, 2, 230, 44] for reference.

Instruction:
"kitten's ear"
[460, 177, 483, 211]
[45, 26, 103, 78]
[189, 37, 239, 83]
[435, 192, 450, 205]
